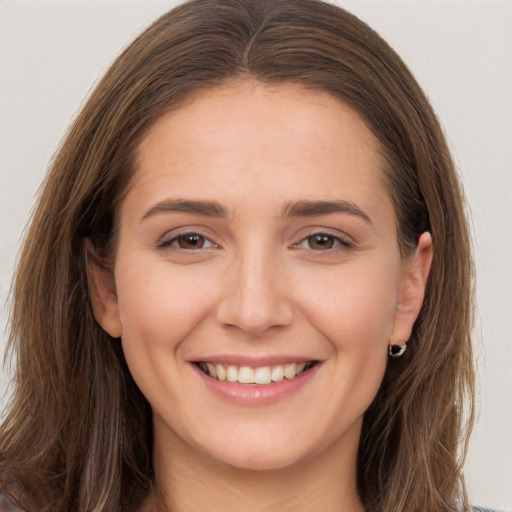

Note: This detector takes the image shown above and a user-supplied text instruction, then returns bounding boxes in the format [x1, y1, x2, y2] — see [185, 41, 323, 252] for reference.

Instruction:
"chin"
[189, 423, 333, 473]
[211, 446, 307, 472]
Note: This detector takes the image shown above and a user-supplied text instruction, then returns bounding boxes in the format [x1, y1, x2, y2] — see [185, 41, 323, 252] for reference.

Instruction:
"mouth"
[194, 361, 318, 385]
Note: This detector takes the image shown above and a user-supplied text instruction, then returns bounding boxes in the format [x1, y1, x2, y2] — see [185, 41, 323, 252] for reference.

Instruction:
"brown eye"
[158, 231, 215, 251]
[176, 234, 207, 249]
[307, 234, 336, 250]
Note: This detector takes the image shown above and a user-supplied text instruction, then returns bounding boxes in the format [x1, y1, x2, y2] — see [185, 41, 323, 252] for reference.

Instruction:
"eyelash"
[158, 231, 353, 252]
[158, 232, 216, 251]
[294, 232, 354, 252]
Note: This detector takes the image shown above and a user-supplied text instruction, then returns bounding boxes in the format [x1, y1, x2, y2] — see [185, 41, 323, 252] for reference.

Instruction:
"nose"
[216, 249, 294, 336]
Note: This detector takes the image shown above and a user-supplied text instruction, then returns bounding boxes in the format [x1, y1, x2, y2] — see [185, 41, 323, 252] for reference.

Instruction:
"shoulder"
[0, 487, 26, 512]
[0, 470, 29, 512]
[471, 508, 507, 512]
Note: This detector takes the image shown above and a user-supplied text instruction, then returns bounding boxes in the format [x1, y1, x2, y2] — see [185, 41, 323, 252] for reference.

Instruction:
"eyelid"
[293, 230, 355, 251]
[156, 226, 354, 251]
[157, 228, 218, 250]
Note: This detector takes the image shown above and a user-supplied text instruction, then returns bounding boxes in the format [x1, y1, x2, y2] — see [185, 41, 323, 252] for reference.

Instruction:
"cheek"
[301, 261, 399, 350]
[114, 260, 218, 363]
[284, 261, 399, 446]
[321, 268, 397, 416]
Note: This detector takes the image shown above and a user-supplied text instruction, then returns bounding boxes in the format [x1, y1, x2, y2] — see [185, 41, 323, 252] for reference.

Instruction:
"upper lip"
[190, 355, 319, 366]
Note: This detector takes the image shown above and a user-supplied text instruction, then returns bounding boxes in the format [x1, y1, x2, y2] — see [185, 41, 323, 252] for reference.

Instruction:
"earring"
[389, 342, 407, 359]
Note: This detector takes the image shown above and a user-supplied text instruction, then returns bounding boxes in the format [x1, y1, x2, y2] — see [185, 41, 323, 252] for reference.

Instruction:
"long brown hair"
[1, 1, 474, 511]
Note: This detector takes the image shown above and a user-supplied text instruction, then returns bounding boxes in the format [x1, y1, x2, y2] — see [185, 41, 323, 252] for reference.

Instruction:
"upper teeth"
[200, 362, 310, 385]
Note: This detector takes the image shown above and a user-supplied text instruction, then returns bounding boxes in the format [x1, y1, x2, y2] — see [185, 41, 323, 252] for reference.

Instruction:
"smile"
[196, 361, 317, 385]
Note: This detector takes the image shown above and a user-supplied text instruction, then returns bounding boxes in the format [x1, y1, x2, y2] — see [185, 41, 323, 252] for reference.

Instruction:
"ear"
[390, 232, 433, 345]
[85, 238, 122, 338]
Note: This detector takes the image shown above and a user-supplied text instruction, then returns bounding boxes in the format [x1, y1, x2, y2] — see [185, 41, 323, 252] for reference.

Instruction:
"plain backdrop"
[1, 1, 511, 509]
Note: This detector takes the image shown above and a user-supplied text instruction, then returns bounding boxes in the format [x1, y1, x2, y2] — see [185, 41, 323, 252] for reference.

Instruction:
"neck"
[143, 421, 365, 512]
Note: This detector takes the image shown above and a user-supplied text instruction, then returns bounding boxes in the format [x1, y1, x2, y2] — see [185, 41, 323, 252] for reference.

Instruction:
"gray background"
[1, 1, 511, 508]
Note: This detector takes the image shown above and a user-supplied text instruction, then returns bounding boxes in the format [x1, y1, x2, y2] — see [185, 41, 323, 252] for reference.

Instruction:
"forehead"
[137, 81, 381, 163]
[126, 81, 391, 221]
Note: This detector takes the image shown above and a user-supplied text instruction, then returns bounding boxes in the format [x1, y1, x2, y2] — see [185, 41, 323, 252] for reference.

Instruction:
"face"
[91, 82, 431, 472]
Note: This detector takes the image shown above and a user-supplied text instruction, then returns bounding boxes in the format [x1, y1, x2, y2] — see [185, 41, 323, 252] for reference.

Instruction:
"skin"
[90, 81, 432, 512]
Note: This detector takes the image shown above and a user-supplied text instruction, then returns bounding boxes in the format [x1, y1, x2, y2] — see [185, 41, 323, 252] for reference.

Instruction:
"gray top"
[0, 489, 505, 512]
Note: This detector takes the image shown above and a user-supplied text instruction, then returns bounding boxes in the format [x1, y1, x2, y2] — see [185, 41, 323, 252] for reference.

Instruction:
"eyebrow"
[282, 200, 373, 225]
[142, 198, 372, 226]
[142, 199, 228, 220]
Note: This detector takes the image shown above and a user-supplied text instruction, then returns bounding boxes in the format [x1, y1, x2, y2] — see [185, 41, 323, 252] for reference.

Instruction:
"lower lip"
[192, 363, 321, 406]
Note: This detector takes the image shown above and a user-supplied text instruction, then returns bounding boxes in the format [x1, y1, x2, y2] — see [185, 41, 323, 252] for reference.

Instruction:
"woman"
[0, 0, 495, 510]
